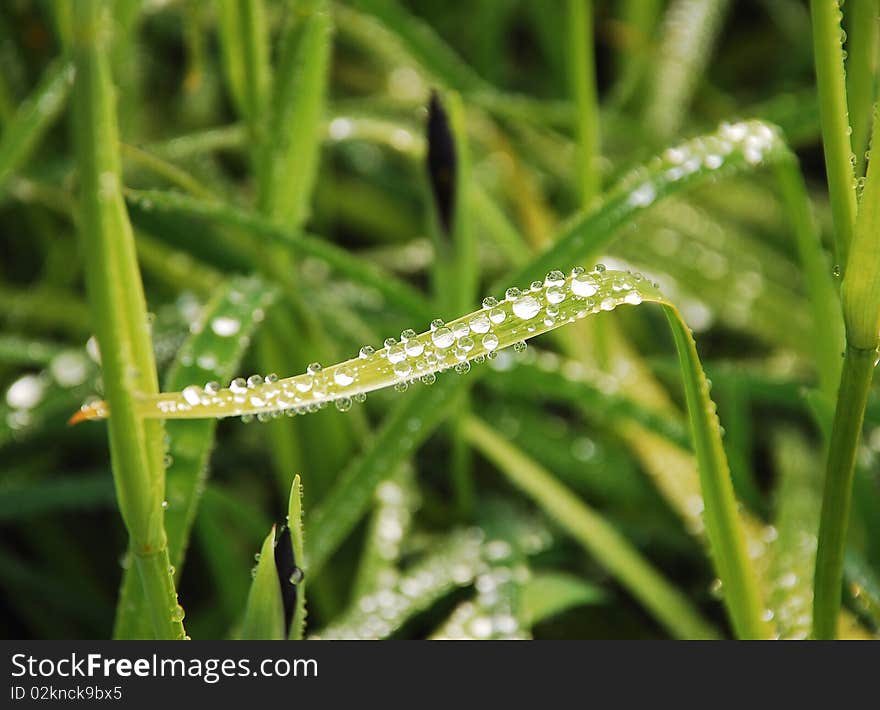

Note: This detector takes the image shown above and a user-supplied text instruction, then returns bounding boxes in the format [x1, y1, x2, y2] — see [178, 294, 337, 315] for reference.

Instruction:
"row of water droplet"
[125, 267, 659, 423]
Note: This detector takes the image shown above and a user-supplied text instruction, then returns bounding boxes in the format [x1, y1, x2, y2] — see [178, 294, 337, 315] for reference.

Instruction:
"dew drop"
[481, 333, 499, 351]
[432, 327, 455, 349]
[512, 295, 540, 320]
[211, 316, 241, 337]
[334, 366, 355, 386]
[469, 314, 490, 333]
[571, 272, 599, 297]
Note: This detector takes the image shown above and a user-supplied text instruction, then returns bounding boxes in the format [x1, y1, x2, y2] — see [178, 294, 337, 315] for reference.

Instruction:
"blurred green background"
[1, 0, 879, 640]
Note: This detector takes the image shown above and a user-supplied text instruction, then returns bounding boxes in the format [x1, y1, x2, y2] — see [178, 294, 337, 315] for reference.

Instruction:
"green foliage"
[2, 0, 879, 642]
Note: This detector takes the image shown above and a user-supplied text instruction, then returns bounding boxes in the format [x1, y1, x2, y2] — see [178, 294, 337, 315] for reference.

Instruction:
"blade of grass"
[256, 0, 331, 226]
[425, 90, 476, 515]
[124, 188, 433, 322]
[463, 415, 719, 639]
[216, 0, 269, 134]
[240, 526, 285, 640]
[113, 276, 278, 638]
[844, 0, 878, 177]
[566, 0, 601, 207]
[71, 0, 183, 640]
[287, 474, 307, 640]
[644, 0, 729, 140]
[814, 105, 880, 638]
[0, 58, 74, 195]
[810, 0, 858, 269]
[80, 266, 769, 636]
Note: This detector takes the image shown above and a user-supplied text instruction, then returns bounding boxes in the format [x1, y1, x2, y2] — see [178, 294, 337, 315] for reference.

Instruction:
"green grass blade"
[566, 0, 601, 207]
[0, 58, 74, 194]
[316, 528, 485, 640]
[71, 0, 182, 641]
[644, 0, 729, 140]
[810, 0, 858, 268]
[815, 106, 880, 638]
[240, 526, 285, 640]
[498, 120, 790, 290]
[124, 189, 433, 322]
[113, 276, 278, 638]
[663, 306, 771, 638]
[304, 378, 462, 575]
[844, 0, 878, 176]
[216, 0, 269, 131]
[463, 415, 719, 639]
[520, 571, 608, 628]
[287, 474, 307, 640]
[257, 0, 331, 226]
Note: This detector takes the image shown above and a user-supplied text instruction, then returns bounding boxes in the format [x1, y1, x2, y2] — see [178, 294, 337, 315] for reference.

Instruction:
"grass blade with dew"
[0, 58, 74, 194]
[71, 0, 183, 640]
[430, 508, 549, 641]
[287, 474, 307, 640]
[462, 415, 719, 639]
[496, 120, 792, 291]
[843, 0, 878, 177]
[256, 0, 331, 227]
[73, 267, 769, 637]
[814, 105, 880, 638]
[810, 0, 857, 269]
[644, 0, 729, 140]
[351, 464, 418, 600]
[113, 276, 278, 639]
[315, 528, 487, 640]
[240, 526, 285, 640]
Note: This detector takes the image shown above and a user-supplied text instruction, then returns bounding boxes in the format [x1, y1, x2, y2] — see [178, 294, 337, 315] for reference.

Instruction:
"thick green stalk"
[71, 0, 183, 640]
[810, 0, 858, 268]
[813, 345, 875, 638]
[814, 106, 880, 638]
[566, 0, 600, 207]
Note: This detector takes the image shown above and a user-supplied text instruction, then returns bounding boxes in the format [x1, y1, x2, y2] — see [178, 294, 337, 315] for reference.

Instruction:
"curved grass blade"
[72, 266, 768, 636]
[0, 58, 74, 194]
[497, 120, 792, 291]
